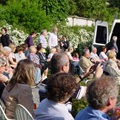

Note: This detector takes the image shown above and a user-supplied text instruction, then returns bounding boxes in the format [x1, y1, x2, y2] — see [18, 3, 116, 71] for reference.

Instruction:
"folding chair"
[15, 104, 34, 120]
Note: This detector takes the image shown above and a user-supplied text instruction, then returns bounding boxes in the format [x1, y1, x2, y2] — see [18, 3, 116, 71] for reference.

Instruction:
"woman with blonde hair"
[8, 43, 17, 68]
[105, 50, 120, 79]
[1, 59, 35, 119]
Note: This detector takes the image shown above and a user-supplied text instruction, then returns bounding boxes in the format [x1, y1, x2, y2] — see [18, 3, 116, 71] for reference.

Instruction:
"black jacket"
[0, 34, 10, 46]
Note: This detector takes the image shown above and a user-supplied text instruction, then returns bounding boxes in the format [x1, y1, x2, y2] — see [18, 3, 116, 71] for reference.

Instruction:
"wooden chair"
[15, 104, 34, 120]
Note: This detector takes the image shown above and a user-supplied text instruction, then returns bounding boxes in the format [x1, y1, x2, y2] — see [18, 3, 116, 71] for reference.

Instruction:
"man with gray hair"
[38, 30, 47, 49]
[48, 27, 58, 48]
[75, 76, 119, 120]
[90, 47, 101, 63]
[79, 48, 94, 79]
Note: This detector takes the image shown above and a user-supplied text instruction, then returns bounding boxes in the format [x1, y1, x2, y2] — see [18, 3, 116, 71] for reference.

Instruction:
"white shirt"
[15, 53, 26, 62]
[48, 33, 58, 48]
[35, 98, 74, 120]
[48, 53, 54, 59]
[90, 52, 100, 59]
[99, 52, 108, 61]
[38, 35, 47, 48]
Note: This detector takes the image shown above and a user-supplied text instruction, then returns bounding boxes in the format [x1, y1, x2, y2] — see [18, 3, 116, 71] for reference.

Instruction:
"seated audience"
[8, 43, 17, 68]
[105, 50, 120, 80]
[15, 46, 26, 62]
[36, 43, 50, 66]
[75, 76, 119, 120]
[99, 46, 108, 62]
[79, 48, 94, 79]
[56, 45, 61, 53]
[1, 59, 35, 119]
[21, 43, 30, 58]
[35, 73, 78, 120]
[47, 47, 56, 60]
[39, 53, 103, 113]
[0, 57, 9, 98]
[1, 47, 14, 79]
[67, 47, 80, 75]
[29, 46, 41, 84]
[73, 52, 79, 61]
[90, 47, 101, 63]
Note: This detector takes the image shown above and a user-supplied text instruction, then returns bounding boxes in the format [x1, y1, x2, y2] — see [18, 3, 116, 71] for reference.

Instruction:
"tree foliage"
[0, 0, 120, 32]
[0, 0, 76, 32]
[74, 0, 118, 21]
[0, 0, 51, 32]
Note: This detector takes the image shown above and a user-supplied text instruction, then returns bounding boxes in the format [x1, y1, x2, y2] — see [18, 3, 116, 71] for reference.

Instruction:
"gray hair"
[82, 48, 90, 56]
[92, 47, 97, 51]
[86, 76, 119, 109]
[112, 36, 117, 41]
[51, 53, 69, 74]
[41, 29, 47, 35]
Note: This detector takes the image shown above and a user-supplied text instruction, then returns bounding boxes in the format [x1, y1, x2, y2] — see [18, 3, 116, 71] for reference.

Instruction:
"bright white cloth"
[99, 52, 108, 61]
[38, 35, 47, 48]
[35, 98, 74, 120]
[48, 33, 58, 48]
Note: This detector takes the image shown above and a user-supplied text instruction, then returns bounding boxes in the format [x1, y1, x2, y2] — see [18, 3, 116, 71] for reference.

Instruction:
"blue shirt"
[75, 106, 110, 120]
[35, 98, 74, 120]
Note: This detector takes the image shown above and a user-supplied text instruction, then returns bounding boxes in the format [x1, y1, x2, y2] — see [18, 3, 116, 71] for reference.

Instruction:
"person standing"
[48, 27, 58, 48]
[38, 30, 47, 49]
[106, 36, 118, 53]
[25, 31, 37, 47]
[61, 35, 69, 51]
[0, 27, 10, 46]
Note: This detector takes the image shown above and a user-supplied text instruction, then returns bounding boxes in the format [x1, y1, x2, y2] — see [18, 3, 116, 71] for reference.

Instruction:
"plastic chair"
[0, 99, 6, 111]
[15, 104, 34, 120]
[0, 105, 9, 120]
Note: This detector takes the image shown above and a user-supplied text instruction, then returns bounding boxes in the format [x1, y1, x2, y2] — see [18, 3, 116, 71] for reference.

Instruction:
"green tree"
[108, 0, 120, 9]
[41, 0, 76, 22]
[74, 0, 117, 21]
[0, 0, 51, 32]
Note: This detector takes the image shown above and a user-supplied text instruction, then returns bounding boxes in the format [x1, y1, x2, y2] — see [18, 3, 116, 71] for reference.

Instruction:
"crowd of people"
[0, 26, 120, 120]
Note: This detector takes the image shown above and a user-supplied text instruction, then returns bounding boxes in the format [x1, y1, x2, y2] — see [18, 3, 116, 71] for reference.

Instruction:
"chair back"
[0, 105, 9, 120]
[15, 104, 34, 120]
[0, 99, 6, 111]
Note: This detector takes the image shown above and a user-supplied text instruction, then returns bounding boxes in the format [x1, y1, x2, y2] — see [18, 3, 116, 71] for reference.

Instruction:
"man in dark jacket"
[106, 36, 118, 53]
[0, 27, 10, 46]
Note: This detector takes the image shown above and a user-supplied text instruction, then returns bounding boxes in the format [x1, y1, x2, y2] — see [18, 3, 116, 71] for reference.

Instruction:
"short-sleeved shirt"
[99, 52, 108, 61]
